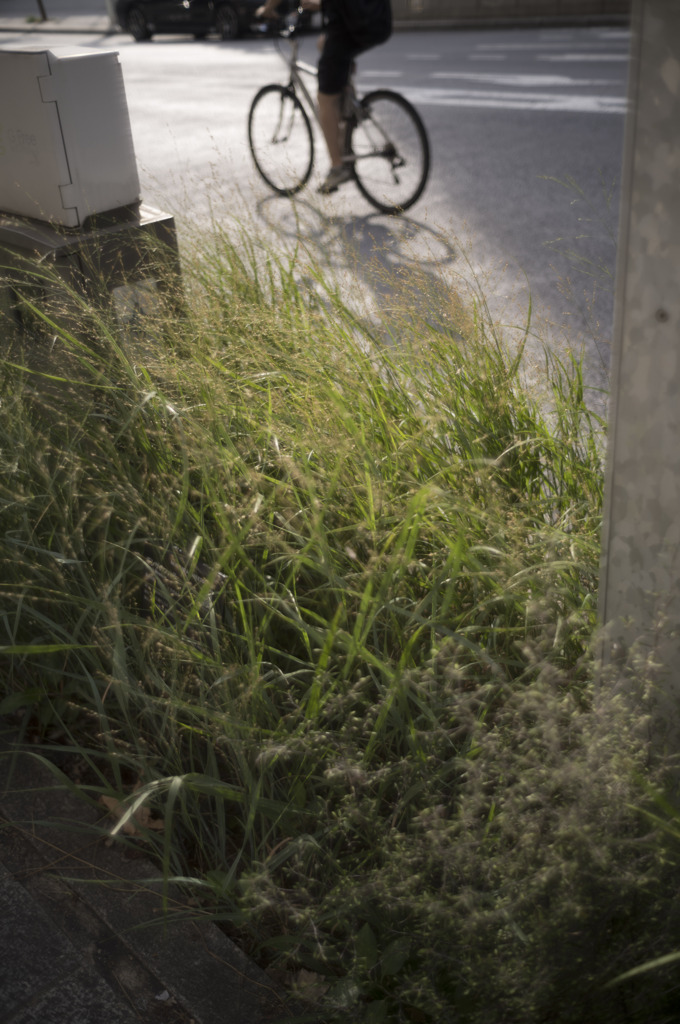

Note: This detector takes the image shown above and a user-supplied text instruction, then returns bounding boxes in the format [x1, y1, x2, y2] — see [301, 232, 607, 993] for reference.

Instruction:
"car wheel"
[216, 4, 239, 40]
[126, 5, 152, 40]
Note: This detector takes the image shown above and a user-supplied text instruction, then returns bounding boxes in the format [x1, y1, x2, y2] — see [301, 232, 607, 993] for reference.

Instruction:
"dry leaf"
[292, 969, 330, 1002]
[99, 794, 165, 836]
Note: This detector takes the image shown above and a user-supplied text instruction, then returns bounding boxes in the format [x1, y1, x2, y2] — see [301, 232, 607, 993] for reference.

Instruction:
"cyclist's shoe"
[318, 164, 353, 195]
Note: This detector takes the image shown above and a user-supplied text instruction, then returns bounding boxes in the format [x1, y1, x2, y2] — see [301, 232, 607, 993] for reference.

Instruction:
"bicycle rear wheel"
[248, 84, 314, 196]
[347, 90, 430, 214]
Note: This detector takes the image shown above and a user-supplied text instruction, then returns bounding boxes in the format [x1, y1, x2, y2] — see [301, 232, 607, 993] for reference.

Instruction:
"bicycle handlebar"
[256, 5, 305, 38]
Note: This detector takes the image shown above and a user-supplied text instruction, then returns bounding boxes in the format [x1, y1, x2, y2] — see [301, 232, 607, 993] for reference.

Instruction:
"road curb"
[394, 16, 629, 29]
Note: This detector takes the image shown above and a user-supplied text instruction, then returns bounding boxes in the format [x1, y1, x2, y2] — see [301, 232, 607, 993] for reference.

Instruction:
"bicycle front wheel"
[348, 90, 430, 214]
[248, 84, 314, 196]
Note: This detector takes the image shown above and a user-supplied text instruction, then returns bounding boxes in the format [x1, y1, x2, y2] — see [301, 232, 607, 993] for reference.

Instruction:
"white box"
[0, 47, 141, 228]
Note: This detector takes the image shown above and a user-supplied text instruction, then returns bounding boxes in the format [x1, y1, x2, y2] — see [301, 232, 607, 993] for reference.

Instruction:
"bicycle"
[247, 12, 430, 215]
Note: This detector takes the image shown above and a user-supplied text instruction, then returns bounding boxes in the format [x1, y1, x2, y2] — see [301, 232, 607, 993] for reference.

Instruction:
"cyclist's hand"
[255, 1, 279, 18]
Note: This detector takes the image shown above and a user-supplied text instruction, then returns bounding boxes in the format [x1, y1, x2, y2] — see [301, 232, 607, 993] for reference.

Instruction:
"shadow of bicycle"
[254, 193, 464, 342]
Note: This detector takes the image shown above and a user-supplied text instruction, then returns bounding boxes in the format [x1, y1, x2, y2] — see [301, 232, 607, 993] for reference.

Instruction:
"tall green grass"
[1, 221, 677, 1023]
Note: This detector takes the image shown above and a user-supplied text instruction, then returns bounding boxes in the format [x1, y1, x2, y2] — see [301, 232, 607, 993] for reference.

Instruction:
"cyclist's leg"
[318, 93, 343, 168]
[317, 26, 356, 191]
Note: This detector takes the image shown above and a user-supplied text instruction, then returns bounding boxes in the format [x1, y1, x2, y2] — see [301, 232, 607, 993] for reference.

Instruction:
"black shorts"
[317, 19, 390, 95]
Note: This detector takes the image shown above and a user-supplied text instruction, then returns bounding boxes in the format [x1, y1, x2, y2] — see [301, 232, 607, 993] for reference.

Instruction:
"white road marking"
[475, 42, 626, 51]
[399, 86, 628, 113]
[430, 72, 616, 87]
[539, 53, 629, 62]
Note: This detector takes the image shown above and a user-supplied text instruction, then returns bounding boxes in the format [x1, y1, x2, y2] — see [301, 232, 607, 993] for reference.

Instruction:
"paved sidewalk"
[0, 0, 112, 34]
[0, 12, 112, 34]
[0, 725, 291, 1024]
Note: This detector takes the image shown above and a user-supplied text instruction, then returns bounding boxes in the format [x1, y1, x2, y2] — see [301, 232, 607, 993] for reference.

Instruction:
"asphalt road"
[1, 15, 630, 390]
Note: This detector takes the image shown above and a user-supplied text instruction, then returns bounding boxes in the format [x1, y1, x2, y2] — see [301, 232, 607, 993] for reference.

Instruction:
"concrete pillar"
[599, 0, 680, 739]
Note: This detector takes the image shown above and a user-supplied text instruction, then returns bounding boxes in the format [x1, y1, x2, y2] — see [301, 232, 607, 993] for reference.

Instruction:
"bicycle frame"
[249, 15, 430, 212]
[275, 29, 322, 129]
[275, 23, 364, 126]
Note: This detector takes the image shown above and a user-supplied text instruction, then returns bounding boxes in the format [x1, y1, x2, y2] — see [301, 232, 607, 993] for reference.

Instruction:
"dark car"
[114, 0, 307, 41]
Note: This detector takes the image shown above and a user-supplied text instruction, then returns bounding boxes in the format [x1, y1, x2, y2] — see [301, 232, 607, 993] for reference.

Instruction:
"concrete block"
[0, 47, 140, 228]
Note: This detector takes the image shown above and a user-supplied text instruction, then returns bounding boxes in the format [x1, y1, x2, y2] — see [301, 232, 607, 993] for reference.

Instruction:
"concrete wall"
[599, 0, 680, 747]
[392, 0, 631, 25]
